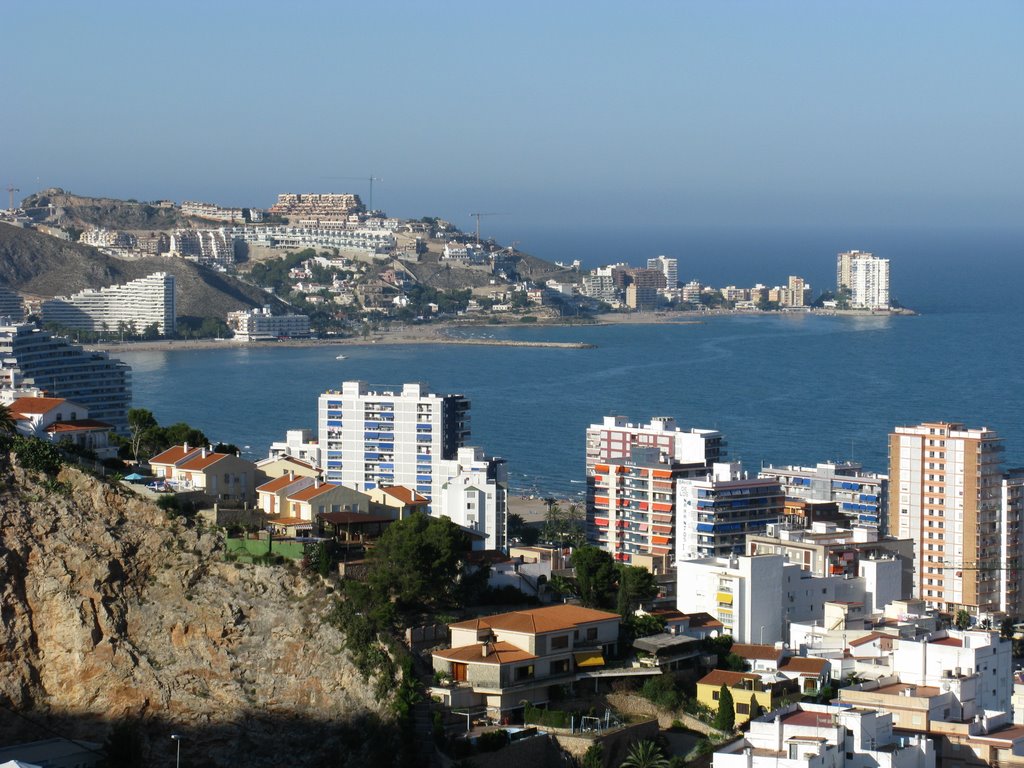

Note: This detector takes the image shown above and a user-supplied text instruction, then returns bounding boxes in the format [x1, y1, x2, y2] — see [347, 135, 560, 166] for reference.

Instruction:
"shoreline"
[83, 306, 914, 355]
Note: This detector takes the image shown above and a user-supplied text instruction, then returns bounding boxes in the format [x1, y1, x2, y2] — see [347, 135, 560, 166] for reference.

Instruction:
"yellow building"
[696, 670, 788, 726]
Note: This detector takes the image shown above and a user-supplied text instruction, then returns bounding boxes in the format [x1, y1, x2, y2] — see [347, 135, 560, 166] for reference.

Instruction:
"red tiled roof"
[9, 396, 66, 415]
[268, 516, 313, 527]
[178, 452, 230, 471]
[434, 641, 537, 665]
[781, 709, 838, 728]
[380, 485, 428, 505]
[686, 612, 724, 629]
[288, 483, 340, 502]
[848, 631, 893, 648]
[698, 670, 762, 688]
[449, 605, 620, 635]
[150, 444, 202, 465]
[929, 637, 963, 647]
[44, 419, 112, 433]
[732, 643, 782, 661]
[257, 475, 313, 493]
[779, 657, 829, 674]
[257, 455, 316, 470]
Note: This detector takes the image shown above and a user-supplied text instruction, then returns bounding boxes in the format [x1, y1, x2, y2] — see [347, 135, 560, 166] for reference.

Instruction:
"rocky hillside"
[0, 224, 283, 319]
[21, 188, 188, 230]
[0, 456, 392, 766]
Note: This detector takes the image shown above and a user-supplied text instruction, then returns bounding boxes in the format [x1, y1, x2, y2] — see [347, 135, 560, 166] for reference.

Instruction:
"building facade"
[676, 462, 784, 560]
[837, 250, 890, 310]
[646, 255, 679, 289]
[758, 461, 889, 531]
[41, 272, 175, 336]
[226, 308, 311, 341]
[0, 322, 131, 433]
[435, 446, 508, 552]
[317, 381, 470, 505]
[890, 422, 1006, 616]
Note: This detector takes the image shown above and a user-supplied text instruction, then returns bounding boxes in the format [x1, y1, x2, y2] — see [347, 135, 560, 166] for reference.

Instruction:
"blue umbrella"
[124, 473, 147, 481]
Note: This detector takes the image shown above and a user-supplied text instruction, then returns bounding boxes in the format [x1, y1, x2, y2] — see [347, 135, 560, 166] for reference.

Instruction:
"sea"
[118, 226, 1024, 500]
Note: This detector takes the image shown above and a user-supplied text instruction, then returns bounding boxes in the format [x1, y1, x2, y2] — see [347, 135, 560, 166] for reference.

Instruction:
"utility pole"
[6, 185, 20, 211]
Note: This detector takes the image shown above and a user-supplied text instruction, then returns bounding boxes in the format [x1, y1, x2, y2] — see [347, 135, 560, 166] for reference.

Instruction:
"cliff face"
[0, 458, 388, 766]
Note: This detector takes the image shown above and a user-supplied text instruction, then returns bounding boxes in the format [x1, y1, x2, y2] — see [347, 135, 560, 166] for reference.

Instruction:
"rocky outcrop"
[0, 457, 389, 766]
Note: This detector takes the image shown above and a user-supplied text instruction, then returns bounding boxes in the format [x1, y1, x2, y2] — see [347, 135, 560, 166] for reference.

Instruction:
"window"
[586, 628, 598, 642]
[551, 635, 569, 650]
[736, 703, 749, 714]
[515, 665, 535, 681]
[550, 659, 570, 675]
[712, 691, 720, 701]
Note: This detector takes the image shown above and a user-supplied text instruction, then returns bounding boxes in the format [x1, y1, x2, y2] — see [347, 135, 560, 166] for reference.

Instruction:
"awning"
[574, 651, 605, 668]
[716, 591, 733, 605]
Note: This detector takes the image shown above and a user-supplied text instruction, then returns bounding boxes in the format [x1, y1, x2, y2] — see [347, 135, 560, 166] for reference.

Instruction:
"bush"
[524, 703, 568, 728]
[11, 436, 64, 474]
[476, 729, 508, 752]
[641, 674, 683, 711]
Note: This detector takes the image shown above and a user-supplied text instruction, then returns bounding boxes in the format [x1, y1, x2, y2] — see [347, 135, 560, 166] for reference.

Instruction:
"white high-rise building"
[836, 250, 890, 310]
[647, 255, 679, 289]
[0, 322, 131, 433]
[318, 381, 470, 506]
[436, 446, 508, 551]
[40, 272, 176, 336]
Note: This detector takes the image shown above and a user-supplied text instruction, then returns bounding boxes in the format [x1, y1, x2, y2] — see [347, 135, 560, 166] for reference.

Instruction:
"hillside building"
[435, 446, 508, 552]
[268, 193, 365, 218]
[0, 322, 131, 433]
[890, 421, 1008, 616]
[41, 272, 175, 336]
[317, 381, 470, 507]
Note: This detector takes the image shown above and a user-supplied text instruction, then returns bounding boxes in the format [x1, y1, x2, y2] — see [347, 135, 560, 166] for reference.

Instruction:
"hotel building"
[41, 272, 176, 336]
[585, 416, 724, 567]
[676, 462, 784, 560]
[226, 308, 311, 341]
[646, 255, 679, 289]
[0, 322, 131, 433]
[758, 461, 888, 531]
[317, 381, 470, 506]
[837, 250, 890, 310]
[889, 422, 1006, 616]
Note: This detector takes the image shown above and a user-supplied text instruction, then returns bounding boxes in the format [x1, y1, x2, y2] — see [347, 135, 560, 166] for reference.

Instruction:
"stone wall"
[607, 692, 721, 735]
[552, 719, 660, 766]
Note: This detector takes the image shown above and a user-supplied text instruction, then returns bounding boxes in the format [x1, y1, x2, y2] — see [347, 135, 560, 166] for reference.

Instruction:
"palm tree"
[620, 739, 670, 768]
[0, 403, 16, 435]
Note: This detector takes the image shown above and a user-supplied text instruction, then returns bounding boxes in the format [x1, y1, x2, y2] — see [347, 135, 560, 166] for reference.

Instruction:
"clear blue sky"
[4, 1, 1022, 239]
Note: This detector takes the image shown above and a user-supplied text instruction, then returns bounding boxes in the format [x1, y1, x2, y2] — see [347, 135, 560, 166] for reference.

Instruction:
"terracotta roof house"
[697, 669, 795, 726]
[149, 443, 260, 503]
[369, 485, 429, 518]
[431, 605, 621, 718]
[266, 481, 374, 536]
[8, 395, 116, 459]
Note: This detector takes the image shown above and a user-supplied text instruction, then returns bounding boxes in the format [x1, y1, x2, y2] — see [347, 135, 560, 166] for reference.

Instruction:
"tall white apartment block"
[40, 272, 175, 336]
[436, 446, 508, 551]
[890, 422, 1006, 616]
[646, 255, 679, 289]
[1000, 468, 1024, 616]
[837, 250, 890, 309]
[586, 415, 724, 471]
[318, 381, 470, 507]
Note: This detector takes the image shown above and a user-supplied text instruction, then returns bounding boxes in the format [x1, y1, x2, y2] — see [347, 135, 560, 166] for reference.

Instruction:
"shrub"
[476, 729, 508, 752]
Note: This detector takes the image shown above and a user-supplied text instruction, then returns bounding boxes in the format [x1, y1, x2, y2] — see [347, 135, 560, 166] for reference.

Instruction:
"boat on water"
[336, 354, 348, 360]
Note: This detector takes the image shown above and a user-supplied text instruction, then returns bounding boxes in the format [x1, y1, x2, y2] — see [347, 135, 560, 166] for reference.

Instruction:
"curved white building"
[41, 272, 175, 336]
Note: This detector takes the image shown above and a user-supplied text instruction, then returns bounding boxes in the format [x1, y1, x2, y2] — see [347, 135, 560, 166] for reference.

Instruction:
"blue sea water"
[118, 227, 1024, 499]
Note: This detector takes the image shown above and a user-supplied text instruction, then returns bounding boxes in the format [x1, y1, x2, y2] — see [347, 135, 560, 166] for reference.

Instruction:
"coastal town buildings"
[586, 416, 724, 568]
[676, 553, 901, 644]
[837, 250, 890, 309]
[40, 272, 176, 336]
[0, 286, 24, 321]
[267, 428, 322, 468]
[889, 421, 1008, 616]
[8, 394, 116, 459]
[317, 381, 470, 507]
[676, 461, 784, 560]
[646, 255, 679, 289]
[429, 605, 620, 718]
[226, 308, 311, 341]
[168, 228, 236, 265]
[181, 200, 251, 224]
[758, 461, 889, 531]
[268, 193, 365, 219]
[149, 443, 259, 503]
[228, 225, 395, 255]
[0, 321, 131, 433]
[435, 446, 508, 551]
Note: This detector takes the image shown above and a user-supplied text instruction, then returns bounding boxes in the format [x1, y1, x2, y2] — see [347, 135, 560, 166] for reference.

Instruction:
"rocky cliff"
[0, 456, 391, 766]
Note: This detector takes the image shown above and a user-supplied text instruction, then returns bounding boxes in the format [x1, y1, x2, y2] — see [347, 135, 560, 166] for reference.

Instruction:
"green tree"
[580, 742, 604, 768]
[954, 608, 972, 630]
[0, 403, 16, 435]
[1000, 616, 1016, 640]
[162, 422, 209, 449]
[623, 612, 667, 643]
[620, 739, 670, 768]
[367, 513, 468, 609]
[508, 512, 539, 546]
[835, 286, 853, 309]
[616, 564, 659, 617]
[571, 546, 618, 609]
[126, 407, 159, 464]
[749, 698, 764, 721]
[541, 500, 585, 547]
[713, 685, 735, 731]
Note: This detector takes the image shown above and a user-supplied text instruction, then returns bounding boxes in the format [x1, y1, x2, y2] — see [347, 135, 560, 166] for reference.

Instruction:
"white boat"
[336, 354, 348, 360]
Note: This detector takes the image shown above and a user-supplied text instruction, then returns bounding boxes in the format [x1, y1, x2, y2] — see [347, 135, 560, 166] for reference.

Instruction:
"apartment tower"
[836, 250, 890, 310]
[318, 381, 470, 506]
[890, 422, 1005, 616]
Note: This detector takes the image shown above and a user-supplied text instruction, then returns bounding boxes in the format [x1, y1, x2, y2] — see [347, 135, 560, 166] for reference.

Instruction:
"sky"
[4, 1, 1023, 248]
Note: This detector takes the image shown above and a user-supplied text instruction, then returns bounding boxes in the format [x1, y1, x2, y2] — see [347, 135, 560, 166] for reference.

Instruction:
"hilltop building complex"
[40, 272, 175, 336]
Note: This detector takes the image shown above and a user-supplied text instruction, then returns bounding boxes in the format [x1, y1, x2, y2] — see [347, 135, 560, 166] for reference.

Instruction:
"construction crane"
[6, 185, 20, 212]
[321, 176, 382, 212]
[469, 212, 504, 245]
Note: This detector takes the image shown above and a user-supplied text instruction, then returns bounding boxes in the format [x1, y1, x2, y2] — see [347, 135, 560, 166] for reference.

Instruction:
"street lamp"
[170, 734, 183, 768]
